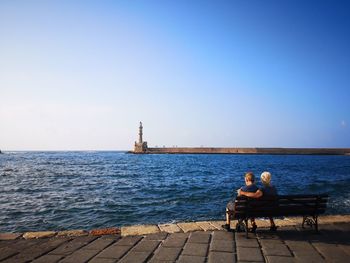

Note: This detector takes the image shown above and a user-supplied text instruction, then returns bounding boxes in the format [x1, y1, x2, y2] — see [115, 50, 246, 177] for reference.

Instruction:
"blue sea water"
[0, 151, 349, 232]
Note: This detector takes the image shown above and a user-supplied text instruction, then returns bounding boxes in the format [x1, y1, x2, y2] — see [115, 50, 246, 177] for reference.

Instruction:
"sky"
[0, 0, 349, 150]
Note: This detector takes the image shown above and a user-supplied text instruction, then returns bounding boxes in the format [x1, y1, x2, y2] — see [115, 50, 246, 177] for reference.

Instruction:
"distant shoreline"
[131, 147, 350, 155]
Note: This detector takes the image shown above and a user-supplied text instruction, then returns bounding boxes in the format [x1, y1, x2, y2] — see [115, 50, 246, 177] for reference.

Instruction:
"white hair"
[261, 171, 271, 185]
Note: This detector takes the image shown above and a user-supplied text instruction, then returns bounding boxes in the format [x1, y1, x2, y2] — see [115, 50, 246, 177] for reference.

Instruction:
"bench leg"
[302, 215, 319, 232]
[244, 219, 249, 238]
[302, 216, 307, 228]
[235, 219, 245, 232]
[314, 215, 318, 233]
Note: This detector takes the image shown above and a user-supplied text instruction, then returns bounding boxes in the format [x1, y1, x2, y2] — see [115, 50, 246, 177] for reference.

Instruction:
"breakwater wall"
[133, 147, 350, 155]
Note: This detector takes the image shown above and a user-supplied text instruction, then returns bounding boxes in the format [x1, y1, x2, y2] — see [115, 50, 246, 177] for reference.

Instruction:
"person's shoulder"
[259, 185, 266, 190]
[241, 185, 248, 191]
[260, 185, 278, 195]
[251, 184, 259, 191]
[270, 185, 278, 194]
[245, 184, 258, 192]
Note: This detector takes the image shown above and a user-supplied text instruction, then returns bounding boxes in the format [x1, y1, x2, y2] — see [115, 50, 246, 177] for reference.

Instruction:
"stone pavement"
[0, 221, 350, 263]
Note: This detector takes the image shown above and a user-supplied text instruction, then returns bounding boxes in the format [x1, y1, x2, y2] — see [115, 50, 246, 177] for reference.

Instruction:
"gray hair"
[261, 171, 271, 185]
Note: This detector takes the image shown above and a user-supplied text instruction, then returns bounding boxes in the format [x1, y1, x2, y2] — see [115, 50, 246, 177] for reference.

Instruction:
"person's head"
[261, 171, 272, 186]
[244, 172, 255, 185]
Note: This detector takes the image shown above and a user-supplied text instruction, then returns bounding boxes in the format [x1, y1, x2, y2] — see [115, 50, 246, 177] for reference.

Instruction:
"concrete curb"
[1, 215, 349, 240]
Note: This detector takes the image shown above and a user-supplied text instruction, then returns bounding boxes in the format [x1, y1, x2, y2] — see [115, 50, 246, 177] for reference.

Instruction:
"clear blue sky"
[0, 0, 349, 150]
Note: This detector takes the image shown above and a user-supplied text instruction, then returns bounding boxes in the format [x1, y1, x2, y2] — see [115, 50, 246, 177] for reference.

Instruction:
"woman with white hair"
[238, 171, 278, 231]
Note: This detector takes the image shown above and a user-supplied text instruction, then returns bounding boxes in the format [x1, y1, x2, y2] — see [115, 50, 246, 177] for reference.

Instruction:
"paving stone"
[259, 239, 284, 247]
[148, 259, 175, 263]
[1, 253, 36, 263]
[99, 235, 121, 241]
[333, 222, 350, 231]
[235, 231, 248, 239]
[162, 233, 189, 248]
[187, 231, 211, 244]
[256, 232, 281, 240]
[31, 254, 64, 263]
[196, 221, 217, 231]
[0, 239, 43, 262]
[312, 242, 349, 262]
[208, 251, 235, 263]
[177, 255, 206, 263]
[152, 246, 182, 261]
[23, 231, 56, 239]
[212, 230, 234, 240]
[118, 251, 152, 263]
[158, 224, 182, 233]
[274, 227, 299, 239]
[1, 256, 26, 263]
[2, 237, 69, 263]
[284, 240, 323, 259]
[143, 232, 168, 240]
[162, 238, 186, 248]
[338, 244, 350, 256]
[294, 255, 326, 263]
[318, 225, 350, 243]
[59, 248, 100, 263]
[56, 230, 88, 237]
[177, 222, 203, 233]
[121, 225, 159, 236]
[265, 255, 295, 263]
[90, 227, 120, 236]
[0, 233, 22, 240]
[8, 238, 45, 251]
[237, 247, 264, 262]
[115, 236, 142, 246]
[273, 218, 296, 227]
[182, 242, 208, 257]
[0, 247, 18, 261]
[210, 239, 235, 253]
[131, 240, 160, 252]
[93, 243, 131, 259]
[0, 240, 14, 249]
[88, 258, 117, 263]
[254, 219, 275, 228]
[168, 232, 189, 239]
[82, 237, 115, 250]
[49, 236, 97, 255]
[262, 244, 292, 256]
[26, 237, 69, 252]
[235, 235, 260, 248]
[318, 215, 350, 224]
[207, 221, 226, 230]
[322, 222, 350, 232]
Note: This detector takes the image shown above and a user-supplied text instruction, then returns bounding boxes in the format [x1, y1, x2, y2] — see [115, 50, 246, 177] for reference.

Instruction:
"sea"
[0, 151, 349, 232]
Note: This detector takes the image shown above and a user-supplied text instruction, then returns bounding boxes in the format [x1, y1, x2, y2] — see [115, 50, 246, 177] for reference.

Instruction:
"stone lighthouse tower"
[134, 122, 148, 153]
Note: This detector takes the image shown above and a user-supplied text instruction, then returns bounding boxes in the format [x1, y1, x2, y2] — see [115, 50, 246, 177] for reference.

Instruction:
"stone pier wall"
[141, 147, 350, 155]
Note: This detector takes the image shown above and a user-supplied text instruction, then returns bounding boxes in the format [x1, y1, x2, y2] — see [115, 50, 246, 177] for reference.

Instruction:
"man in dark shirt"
[223, 172, 258, 231]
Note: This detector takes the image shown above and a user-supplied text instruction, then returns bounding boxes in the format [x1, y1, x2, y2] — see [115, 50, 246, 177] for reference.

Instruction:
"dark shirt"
[260, 185, 277, 196]
[241, 184, 259, 193]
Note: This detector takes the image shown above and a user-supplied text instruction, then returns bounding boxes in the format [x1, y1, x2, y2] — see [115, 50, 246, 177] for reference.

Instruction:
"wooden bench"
[228, 194, 329, 237]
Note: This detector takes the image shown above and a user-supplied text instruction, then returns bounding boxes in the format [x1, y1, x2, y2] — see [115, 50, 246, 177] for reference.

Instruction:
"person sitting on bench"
[223, 172, 258, 231]
[238, 171, 278, 231]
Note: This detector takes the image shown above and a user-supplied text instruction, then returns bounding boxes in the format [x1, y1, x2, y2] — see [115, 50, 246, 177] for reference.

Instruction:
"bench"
[228, 194, 329, 237]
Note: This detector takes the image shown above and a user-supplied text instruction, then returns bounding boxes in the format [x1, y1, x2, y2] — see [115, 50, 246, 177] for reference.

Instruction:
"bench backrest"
[233, 194, 329, 218]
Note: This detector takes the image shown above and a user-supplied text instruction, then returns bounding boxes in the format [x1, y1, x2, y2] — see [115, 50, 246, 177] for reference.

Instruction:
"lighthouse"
[134, 122, 148, 153]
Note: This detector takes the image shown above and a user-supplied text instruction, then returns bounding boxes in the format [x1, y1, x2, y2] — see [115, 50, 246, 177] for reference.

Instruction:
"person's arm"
[238, 189, 263, 198]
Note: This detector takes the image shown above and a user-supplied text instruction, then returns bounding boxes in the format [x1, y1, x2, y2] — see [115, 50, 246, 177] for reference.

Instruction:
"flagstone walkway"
[0, 218, 349, 262]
